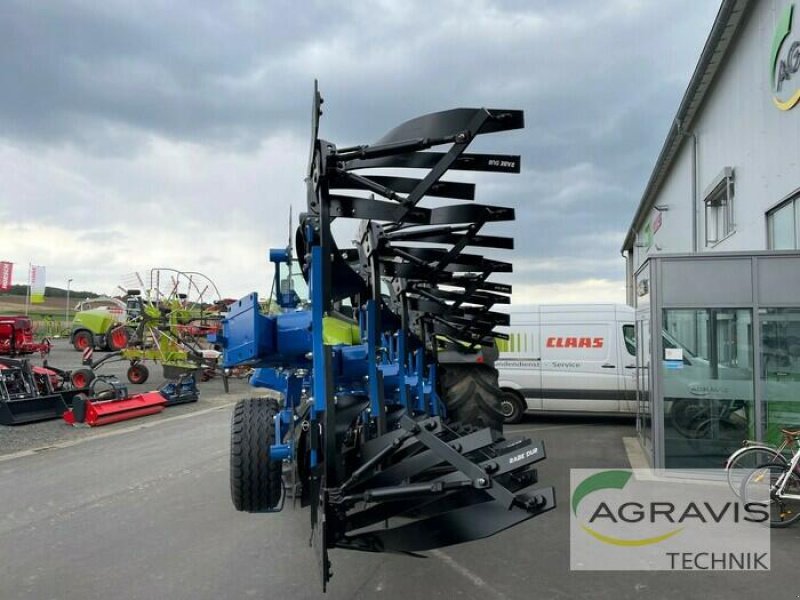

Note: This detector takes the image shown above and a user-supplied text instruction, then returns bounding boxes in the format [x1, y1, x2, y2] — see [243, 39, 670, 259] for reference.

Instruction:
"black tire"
[71, 393, 89, 424]
[230, 397, 282, 512]
[741, 463, 800, 528]
[726, 446, 787, 497]
[106, 325, 131, 351]
[499, 389, 526, 425]
[127, 363, 149, 385]
[70, 367, 96, 389]
[439, 363, 505, 431]
[72, 330, 94, 352]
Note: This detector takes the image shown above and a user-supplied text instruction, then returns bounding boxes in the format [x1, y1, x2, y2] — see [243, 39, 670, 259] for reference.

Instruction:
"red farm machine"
[0, 357, 89, 425]
[0, 315, 51, 357]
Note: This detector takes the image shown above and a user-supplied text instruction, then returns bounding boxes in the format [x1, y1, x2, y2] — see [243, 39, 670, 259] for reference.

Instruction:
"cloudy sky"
[0, 0, 720, 303]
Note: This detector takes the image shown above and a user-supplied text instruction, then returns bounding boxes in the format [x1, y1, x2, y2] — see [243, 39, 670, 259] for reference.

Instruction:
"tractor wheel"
[439, 363, 505, 431]
[70, 368, 96, 389]
[499, 389, 527, 425]
[106, 325, 130, 351]
[72, 331, 93, 352]
[127, 363, 150, 385]
[230, 397, 282, 512]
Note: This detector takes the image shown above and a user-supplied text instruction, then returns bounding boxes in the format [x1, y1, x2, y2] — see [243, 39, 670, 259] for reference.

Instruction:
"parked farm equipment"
[70, 296, 131, 352]
[63, 373, 198, 427]
[215, 84, 555, 590]
[84, 270, 225, 384]
[71, 269, 224, 354]
[0, 315, 51, 357]
[0, 357, 91, 425]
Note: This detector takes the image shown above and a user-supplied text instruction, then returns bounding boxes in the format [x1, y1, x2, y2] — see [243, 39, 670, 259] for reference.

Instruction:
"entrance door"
[619, 322, 637, 413]
[636, 316, 652, 455]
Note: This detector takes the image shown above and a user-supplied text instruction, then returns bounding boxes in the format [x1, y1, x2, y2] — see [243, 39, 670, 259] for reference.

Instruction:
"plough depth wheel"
[230, 397, 283, 512]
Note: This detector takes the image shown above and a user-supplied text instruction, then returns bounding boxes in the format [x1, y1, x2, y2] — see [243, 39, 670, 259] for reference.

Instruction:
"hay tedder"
[215, 84, 555, 590]
[88, 269, 224, 384]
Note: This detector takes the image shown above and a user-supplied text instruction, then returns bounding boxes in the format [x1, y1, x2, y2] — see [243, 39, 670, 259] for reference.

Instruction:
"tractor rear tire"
[106, 325, 131, 351]
[70, 368, 96, 389]
[230, 397, 282, 512]
[127, 363, 149, 385]
[439, 363, 505, 431]
[72, 331, 93, 352]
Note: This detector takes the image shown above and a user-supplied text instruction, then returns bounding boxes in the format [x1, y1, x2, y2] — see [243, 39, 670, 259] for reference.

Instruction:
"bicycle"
[725, 428, 798, 497]
[671, 397, 747, 440]
[740, 429, 800, 527]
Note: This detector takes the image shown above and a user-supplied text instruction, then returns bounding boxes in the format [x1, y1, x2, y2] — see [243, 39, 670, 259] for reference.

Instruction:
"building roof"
[621, 0, 753, 253]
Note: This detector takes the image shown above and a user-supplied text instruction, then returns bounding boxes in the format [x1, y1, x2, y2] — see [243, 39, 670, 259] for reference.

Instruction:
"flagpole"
[25, 263, 31, 316]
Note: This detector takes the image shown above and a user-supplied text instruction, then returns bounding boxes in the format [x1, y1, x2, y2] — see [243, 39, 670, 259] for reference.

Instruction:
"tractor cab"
[269, 248, 308, 311]
[124, 291, 144, 321]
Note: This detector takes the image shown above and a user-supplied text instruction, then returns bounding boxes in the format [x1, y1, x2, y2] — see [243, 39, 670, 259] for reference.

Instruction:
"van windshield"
[622, 325, 697, 360]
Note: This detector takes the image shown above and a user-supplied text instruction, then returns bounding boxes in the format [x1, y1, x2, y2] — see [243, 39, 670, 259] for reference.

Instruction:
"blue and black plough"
[214, 82, 555, 590]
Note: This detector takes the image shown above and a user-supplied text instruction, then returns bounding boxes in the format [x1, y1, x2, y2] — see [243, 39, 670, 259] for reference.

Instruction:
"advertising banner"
[30, 265, 46, 304]
[0, 261, 13, 291]
[570, 469, 770, 571]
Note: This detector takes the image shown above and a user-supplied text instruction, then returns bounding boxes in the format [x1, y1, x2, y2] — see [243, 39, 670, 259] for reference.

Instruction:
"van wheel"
[439, 364, 505, 431]
[500, 390, 526, 424]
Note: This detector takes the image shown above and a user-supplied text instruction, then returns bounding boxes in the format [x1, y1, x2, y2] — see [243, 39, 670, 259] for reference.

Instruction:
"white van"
[495, 304, 637, 423]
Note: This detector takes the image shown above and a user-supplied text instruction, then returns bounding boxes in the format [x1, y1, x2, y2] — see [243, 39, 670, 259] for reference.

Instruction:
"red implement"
[0, 316, 51, 357]
[63, 391, 166, 427]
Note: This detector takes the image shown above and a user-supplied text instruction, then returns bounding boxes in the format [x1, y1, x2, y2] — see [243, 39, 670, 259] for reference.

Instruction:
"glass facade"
[760, 308, 800, 444]
[634, 253, 800, 469]
[662, 309, 754, 469]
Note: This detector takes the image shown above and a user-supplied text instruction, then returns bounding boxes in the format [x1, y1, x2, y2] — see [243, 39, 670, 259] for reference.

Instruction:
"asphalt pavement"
[2, 400, 799, 600]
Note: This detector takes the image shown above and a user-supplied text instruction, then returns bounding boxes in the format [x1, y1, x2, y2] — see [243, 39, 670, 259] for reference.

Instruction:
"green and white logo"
[570, 469, 771, 571]
[572, 470, 683, 546]
[771, 3, 800, 110]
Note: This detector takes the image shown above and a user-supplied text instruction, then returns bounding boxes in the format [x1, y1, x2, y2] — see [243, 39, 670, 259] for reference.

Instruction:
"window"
[622, 324, 636, 356]
[767, 195, 799, 250]
[704, 169, 735, 246]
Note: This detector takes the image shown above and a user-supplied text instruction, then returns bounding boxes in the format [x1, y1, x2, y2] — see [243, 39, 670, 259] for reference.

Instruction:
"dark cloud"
[0, 0, 721, 298]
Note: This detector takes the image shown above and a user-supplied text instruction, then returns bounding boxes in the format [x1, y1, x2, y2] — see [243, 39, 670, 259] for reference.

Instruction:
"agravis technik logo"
[570, 469, 771, 571]
[771, 3, 800, 110]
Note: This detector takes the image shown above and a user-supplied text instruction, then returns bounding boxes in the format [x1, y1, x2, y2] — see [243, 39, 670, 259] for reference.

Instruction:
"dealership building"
[621, 0, 800, 467]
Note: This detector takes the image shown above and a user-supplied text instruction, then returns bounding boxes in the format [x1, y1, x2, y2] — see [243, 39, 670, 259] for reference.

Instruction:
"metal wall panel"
[661, 257, 753, 306]
[757, 256, 800, 305]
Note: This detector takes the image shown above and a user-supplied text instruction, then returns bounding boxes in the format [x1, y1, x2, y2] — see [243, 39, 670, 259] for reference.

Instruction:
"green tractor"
[70, 295, 140, 352]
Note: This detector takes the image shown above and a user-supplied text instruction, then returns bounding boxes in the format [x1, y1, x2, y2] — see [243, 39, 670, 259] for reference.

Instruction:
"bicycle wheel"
[741, 463, 800, 528]
[726, 446, 786, 497]
[669, 399, 709, 438]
